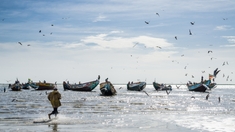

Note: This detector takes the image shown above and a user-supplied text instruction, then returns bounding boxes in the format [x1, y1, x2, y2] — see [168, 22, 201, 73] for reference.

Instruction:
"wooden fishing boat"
[63, 75, 100, 91]
[100, 78, 116, 96]
[9, 80, 22, 91]
[187, 82, 209, 92]
[127, 81, 146, 91]
[153, 82, 172, 91]
[34, 81, 55, 90]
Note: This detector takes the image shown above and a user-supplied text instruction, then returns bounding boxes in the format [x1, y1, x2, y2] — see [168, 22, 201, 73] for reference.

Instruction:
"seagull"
[51, 24, 54, 26]
[27, 44, 30, 46]
[50, 32, 53, 35]
[156, 46, 162, 49]
[145, 21, 150, 24]
[176, 85, 181, 89]
[184, 66, 187, 69]
[175, 36, 177, 40]
[208, 50, 212, 53]
[166, 90, 170, 95]
[133, 43, 138, 47]
[39, 30, 41, 33]
[190, 22, 195, 25]
[143, 91, 149, 96]
[192, 75, 194, 78]
[206, 93, 209, 100]
[202, 71, 205, 73]
[181, 54, 184, 57]
[18, 42, 22, 45]
[222, 62, 225, 66]
[189, 29, 192, 35]
[185, 73, 188, 76]
[213, 68, 220, 77]
[156, 13, 160, 16]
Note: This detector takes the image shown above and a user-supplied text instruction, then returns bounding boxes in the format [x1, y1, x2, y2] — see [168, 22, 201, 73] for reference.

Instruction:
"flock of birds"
[142, 12, 233, 83]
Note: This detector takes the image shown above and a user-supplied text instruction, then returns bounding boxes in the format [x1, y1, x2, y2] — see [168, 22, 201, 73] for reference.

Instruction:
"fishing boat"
[63, 75, 100, 91]
[100, 78, 116, 96]
[9, 79, 22, 91]
[153, 82, 172, 91]
[33, 81, 55, 90]
[187, 82, 209, 92]
[127, 81, 146, 91]
[187, 68, 220, 92]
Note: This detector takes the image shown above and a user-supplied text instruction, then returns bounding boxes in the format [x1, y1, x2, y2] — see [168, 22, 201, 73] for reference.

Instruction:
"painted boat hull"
[127, 82, 146, 91]
[187, 83, 208, 92]
[63, 79, 99, 91]
[153, 82, 172, 91]
[34, 83, 55, 90]
[100, 81, 116, 96]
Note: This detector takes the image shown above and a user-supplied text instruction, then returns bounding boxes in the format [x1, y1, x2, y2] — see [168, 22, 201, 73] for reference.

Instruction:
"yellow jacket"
[48, 91, 61, 108]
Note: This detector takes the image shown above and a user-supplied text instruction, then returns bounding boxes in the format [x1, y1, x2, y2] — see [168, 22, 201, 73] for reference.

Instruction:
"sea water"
[0, 84, 234, 132]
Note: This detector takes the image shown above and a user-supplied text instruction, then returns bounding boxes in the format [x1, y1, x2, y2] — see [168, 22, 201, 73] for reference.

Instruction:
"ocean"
[0, 84, 234, 132]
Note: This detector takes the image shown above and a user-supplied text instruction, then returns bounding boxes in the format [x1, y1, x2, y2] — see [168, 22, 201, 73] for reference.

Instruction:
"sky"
[0, 0, 234, 84]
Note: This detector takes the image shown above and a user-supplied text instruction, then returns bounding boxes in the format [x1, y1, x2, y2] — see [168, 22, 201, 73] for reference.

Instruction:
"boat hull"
[127, 82, 146, 91]
[100, 81, 116, 96]
[63, 80, 99, 91]
[153, 82, 172, 91]
[34, 83, 55, 90]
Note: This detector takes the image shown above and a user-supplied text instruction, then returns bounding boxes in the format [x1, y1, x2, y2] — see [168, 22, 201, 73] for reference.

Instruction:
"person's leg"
[54, 108, 58, 117]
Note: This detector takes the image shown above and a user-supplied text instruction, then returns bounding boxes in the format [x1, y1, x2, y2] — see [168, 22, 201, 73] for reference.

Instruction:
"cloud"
[93, 14, 109, 22]
[223, 36, 235, 43]
[214, 25, 234, 31]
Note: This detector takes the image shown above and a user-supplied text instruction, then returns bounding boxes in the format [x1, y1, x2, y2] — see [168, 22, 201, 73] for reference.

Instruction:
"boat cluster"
[7, 71, 218, 96]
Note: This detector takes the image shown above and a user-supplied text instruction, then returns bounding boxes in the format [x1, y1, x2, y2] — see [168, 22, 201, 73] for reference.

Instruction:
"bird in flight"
[208, 50, 212, 53]
[39, 30, 41, 33]
[156, 13, 160, 16]
[175, 36, 177, 40]
[27, 44, 31, 46]
[189, 29, 192, 35]
[190, 22, 195, 25]
[145, 21, 150, 24]
[51, 24, 54, 26]
[18, 42, 22, 45]
[156, 46, 162, 49]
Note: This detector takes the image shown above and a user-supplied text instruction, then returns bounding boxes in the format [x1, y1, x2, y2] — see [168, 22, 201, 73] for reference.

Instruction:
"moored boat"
[153, 82, 172, 91]
[9, 79, 22, 91]
[127, 81, 146, 91]
[100, 78, 116, 96]
[63, 75, 100, 91]
[187, 82, 209, 92]
[34, 81, 55, 90]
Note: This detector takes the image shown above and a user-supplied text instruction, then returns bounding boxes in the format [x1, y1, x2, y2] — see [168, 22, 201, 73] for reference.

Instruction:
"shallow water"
[0, 84, 234, 132]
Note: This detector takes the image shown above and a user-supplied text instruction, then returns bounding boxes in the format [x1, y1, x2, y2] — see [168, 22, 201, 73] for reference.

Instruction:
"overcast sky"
[0, 0, 234, 84]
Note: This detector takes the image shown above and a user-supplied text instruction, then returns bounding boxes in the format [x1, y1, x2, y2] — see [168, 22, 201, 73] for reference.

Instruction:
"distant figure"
[44, 80, 46, 83]
[48, 88, 61, 119]
[218, 97, 221, 103]
[4, 87, 6, 92]
[206, 93, 209, 100]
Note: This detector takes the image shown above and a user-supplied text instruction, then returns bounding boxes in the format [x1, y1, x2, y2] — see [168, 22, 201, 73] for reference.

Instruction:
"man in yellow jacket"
[48, 88, 61, 119]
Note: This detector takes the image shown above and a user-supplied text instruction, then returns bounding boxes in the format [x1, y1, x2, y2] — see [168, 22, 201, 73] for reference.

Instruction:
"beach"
[0, 84, 234, 132]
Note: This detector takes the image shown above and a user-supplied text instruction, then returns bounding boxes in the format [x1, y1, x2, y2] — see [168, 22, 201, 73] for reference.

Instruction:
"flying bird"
[175, 36, 177, 40]
[143, 91, 149, 96]
[176, 85, 181, 89]
[156, 13, 160, 16]
[190, 22, 195, 25]
[27, 44, 30, 46]
[39, 30, 41, 33]
[222, 62, 226, 66]
[145, 21, 150, 24]
[189, 29, 192, 35]
[156, 46, 162, 49]
[213, 68, 220, 77]
[208, 50, 212, 53]
[206, 93, 209, 100]
[51, 24, 54, 26]
[18, 42, 22, 45]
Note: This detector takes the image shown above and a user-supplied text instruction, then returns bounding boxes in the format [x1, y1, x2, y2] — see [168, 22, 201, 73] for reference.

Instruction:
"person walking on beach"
[48, 88, 61, 119]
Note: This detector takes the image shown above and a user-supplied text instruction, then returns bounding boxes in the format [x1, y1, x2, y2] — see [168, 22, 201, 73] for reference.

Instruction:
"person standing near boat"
[48, 88, 61, 119]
